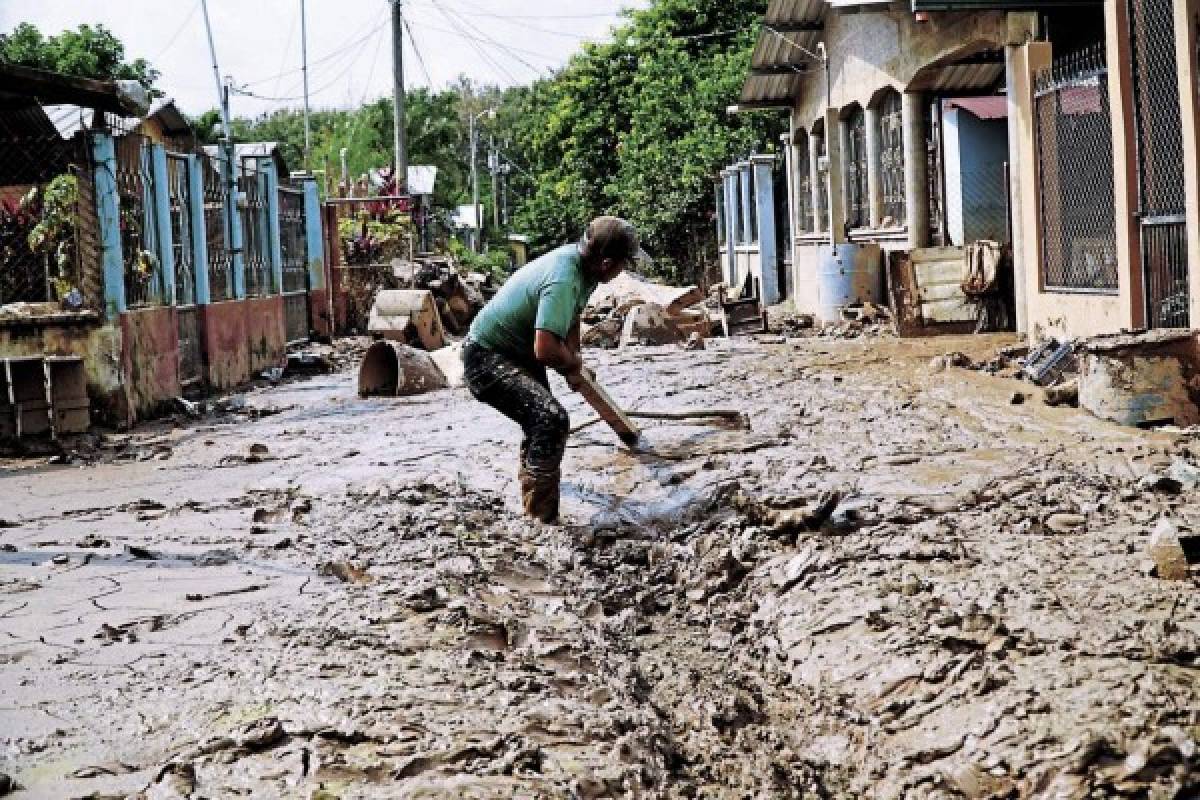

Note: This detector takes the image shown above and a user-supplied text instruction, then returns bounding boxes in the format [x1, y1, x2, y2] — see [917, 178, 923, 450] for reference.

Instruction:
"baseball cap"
[581, 216, 651, 267]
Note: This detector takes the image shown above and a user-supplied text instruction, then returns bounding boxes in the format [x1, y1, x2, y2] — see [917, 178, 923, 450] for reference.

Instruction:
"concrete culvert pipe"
[358, 341, 448, 397]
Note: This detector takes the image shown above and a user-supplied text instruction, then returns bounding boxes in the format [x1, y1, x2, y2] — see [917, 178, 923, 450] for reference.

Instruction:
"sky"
[0, 0, 648, 118]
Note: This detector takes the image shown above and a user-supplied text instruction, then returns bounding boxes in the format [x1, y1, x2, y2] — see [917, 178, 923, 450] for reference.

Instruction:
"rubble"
[1148, 518, 1191, 580]
[582, 272, 715, 349]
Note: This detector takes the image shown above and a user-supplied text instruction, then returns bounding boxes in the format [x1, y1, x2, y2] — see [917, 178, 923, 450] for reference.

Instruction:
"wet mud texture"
[1, 334, 1199, 799]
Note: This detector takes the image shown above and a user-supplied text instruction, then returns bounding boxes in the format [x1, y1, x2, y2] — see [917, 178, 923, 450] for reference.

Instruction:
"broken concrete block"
[1080, 343, 1200, 428]
[620, 303, 686, 347]
[1044, 379, 1079, 408]
[368, 289, 445, 351]
[428, 342, 465, 389]
[358, 341, 448, 397]
[1046, 513, 1086, 534]
[1148, 518, 1190, 581]
[1167, 458, 1200, 491]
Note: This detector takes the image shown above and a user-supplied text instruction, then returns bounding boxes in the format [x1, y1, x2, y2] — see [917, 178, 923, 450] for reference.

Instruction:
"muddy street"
[1, 334, 1198, 798]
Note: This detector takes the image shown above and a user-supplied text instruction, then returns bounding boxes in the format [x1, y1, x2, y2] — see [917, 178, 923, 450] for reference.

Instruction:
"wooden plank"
[921, 296, 977, 323]
[574, 370, 641, 446]
[909, 246, 965, 264]
[916, 283, 966, 302]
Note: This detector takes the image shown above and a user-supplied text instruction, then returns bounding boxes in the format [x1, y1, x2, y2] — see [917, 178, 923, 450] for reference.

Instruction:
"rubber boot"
[521, 467, 560, 524]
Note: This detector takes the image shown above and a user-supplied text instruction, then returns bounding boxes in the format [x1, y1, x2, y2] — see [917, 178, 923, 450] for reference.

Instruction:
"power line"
[438, 3, 546, 78]
[271, 3, 300, 98]
[427, 2, 519, 84]
[403, 17, 434, 87]
[150, 0, 201, 61]
[409, 0, 628, 21]
[238, 10, 387, 87]
[404, 14, 558, 62]
[232, 24, 383, 103]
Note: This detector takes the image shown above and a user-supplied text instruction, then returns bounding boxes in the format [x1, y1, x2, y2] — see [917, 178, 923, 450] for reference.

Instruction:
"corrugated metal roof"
[741, 0, 826, 104]
[911, 62, 1005, 92]
[944, 95, 1008, 119]
[765, 0, 827, 25]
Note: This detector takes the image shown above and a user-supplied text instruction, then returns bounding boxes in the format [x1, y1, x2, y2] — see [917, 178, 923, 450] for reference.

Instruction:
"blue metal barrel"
[816, 243, 884, 323]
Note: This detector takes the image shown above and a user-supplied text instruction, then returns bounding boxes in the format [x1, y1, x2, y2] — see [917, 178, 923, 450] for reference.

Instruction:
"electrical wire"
[238, 9, 387, 87]
[438, 3, 546, 77]
[231, 23, 382, 103]
[407, 0, 628, 21]
[403, 17, 434, 87]
[271, 4, 300, 99]
[150, 0, 201, 61]
[427, 2, 520, 84]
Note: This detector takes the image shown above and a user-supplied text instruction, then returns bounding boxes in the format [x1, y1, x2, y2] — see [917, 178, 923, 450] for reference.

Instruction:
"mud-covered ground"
[1, 334, 1198, 799]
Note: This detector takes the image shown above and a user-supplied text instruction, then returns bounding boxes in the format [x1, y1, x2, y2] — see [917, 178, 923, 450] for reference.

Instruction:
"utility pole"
[392, 0, 407, 191]
[470, 117, 481, 253]
[301, 0, 311, 171]
[490, 137, 500, 231]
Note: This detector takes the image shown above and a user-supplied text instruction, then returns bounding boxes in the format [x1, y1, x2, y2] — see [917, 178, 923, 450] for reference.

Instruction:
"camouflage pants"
[462, 337, 569, 478]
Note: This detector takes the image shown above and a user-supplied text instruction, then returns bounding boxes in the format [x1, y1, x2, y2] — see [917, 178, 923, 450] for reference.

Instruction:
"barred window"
[795, 131, 813, 234]
[813, 122, 829, 234]
[845, 106, 869, 229]
[877, 90, 906, 226]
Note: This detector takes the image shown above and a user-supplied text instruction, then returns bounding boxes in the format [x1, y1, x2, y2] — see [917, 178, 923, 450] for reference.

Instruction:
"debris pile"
[582, 272, 715, 349]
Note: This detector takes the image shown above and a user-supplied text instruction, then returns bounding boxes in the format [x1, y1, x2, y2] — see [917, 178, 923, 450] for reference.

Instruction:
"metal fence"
[0, 125, 89, 306]
[845, 107, 869, 229]
[1034, 46, 1119, 292]
[115, 134, 162, 308]
[279, 186, 309, 342]
[1129, 0, 1189, 328]
[240, 161, 268, 297]
[166, 154, 194, 306]
[200, 152, 232, 302]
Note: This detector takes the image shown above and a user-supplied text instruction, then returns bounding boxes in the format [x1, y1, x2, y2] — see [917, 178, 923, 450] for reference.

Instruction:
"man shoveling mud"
[463, 216, 642, 524]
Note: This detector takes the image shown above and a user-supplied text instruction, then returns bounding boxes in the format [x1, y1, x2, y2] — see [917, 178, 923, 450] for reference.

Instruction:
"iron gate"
[1129, 0, 1189, 328]
[240, 161, 269, 297]
[201, 153, 232, 301]
[167, 153, 203, 385]
[278, 187, 309, 343]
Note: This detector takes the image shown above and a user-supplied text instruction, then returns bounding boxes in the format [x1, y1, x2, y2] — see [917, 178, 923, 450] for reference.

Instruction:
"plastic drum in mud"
[816, 243, 884, 323]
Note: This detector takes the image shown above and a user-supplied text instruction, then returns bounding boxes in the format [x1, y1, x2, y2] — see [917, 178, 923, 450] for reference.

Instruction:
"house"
[0, 64, 328, 429]
[722, 0, 1197, 341]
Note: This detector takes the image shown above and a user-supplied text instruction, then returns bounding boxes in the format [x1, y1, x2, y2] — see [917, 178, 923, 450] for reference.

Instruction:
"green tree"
[506, 0, 781, 284]
[0, 22, 160, 94]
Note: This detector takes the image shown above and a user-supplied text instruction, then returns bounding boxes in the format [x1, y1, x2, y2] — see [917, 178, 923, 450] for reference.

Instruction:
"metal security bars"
[1129, 0, 1189, 328]
[166, 154, 194, 306]
[845, 107, 869, 229]
[115, 134, 161, 308]
[200, 153, 232, 302]
[814, 126, 829, 234]
[240, 161, 268, 297]
[878, 91, 906, 226]
[795, 130, 814, 234]
[278, 186, 309, 343]
[1034, 46, 1118, 292]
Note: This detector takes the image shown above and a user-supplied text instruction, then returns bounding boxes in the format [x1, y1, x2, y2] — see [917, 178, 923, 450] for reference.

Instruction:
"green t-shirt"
[469, 244, 598, 364]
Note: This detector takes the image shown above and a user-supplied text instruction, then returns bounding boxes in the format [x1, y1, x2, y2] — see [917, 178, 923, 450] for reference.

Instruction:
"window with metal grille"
[794, 131, 813, 233]
[813, 123, 829, 234]
[1034, 45, 1118, 292]
[877, 91, 906, 226]
[845, 106, 869, 229]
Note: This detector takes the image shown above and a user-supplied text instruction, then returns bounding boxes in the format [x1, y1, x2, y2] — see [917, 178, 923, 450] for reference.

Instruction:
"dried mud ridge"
[2, 336, 1199, 798]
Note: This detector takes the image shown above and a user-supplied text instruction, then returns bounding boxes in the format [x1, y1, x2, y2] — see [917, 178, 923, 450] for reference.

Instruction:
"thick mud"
[1, 334, 1198, 798]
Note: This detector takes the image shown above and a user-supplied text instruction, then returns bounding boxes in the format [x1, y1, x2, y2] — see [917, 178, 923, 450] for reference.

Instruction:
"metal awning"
[738, 0, 828, 109]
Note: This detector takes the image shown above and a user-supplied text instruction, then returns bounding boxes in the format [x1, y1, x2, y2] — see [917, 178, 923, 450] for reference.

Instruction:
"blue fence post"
[90, 132, 126, 319]
[187, 154, 211, 305]
[225, 145, 246, 299]
[263, 160, 284, 295]
[149, 144, 176, 306]
[752, 155, 780, 305]
[302, 179, 325, 291]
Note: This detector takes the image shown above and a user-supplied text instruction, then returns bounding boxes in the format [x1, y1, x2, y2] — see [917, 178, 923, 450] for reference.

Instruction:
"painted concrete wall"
[120, 307, 181, 421]
[943, 107, 1009, 246]
[200, 297, 286, 390]
[0, 318, 127, 424]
